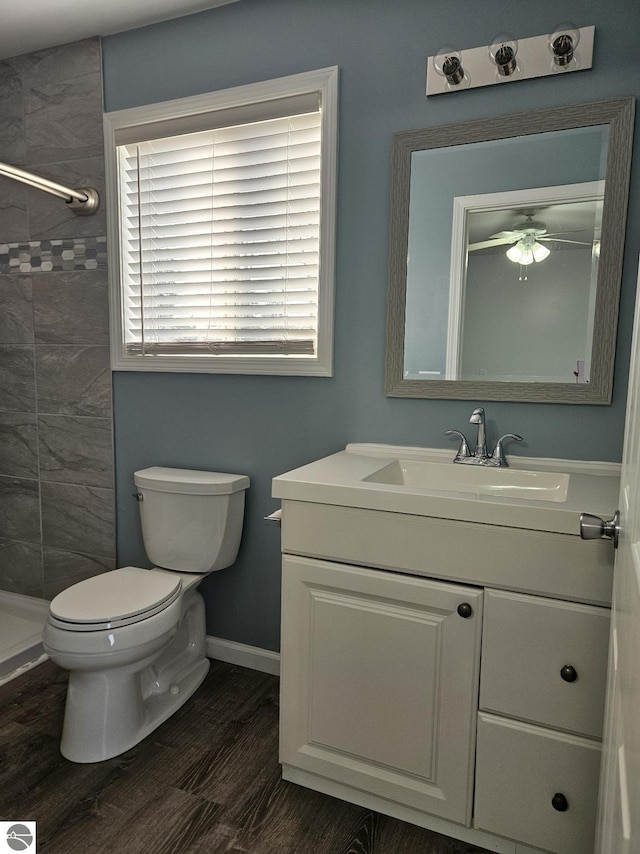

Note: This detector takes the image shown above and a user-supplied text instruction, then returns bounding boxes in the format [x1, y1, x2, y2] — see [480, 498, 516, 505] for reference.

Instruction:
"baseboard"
[206, 635, 280, 676]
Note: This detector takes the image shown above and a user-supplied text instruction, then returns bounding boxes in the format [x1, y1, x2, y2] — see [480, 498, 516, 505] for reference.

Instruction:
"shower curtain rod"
[0, 161, 99, 215]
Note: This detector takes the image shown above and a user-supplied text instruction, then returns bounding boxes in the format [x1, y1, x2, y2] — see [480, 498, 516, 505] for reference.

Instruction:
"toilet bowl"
[43, 467, 249, 763]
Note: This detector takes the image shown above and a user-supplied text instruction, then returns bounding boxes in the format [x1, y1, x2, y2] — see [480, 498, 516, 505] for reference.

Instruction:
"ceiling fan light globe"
[506, 244, 520, 263]
[532, 242, 551, 262]
[506, 243, 533, 264]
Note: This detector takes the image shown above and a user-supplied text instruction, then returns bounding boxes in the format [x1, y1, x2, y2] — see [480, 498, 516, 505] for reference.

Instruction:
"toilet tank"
[134, 467, 250, 573]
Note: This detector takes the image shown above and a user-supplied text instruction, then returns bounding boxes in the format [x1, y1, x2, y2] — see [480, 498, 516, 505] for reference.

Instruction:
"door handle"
[579, 510, 620, 549]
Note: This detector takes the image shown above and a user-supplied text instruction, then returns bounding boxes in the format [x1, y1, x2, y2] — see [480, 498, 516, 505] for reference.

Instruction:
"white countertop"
[272, 444, 621, 536]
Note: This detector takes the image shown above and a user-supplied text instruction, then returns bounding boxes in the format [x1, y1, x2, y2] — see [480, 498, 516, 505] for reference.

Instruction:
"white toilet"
[43, 466, 249, 763]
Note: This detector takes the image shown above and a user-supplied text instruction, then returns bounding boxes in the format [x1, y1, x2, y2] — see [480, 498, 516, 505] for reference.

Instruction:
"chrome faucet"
[445, 407, 523, 467]
[469, 407, 487, 458]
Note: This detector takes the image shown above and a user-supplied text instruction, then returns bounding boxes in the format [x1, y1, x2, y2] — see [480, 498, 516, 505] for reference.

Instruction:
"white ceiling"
[0, 0, 239, 61]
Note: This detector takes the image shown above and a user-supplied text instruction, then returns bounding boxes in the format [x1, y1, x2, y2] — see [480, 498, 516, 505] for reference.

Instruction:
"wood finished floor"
[0, 660, 492, 854]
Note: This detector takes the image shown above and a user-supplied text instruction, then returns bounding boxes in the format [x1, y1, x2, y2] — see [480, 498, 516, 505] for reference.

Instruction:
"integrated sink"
[272, 444, 620, 535]
[364, 459, 570, 502]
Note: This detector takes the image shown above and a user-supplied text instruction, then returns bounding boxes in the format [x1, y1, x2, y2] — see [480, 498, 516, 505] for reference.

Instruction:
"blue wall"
[103, 0, 640, 651]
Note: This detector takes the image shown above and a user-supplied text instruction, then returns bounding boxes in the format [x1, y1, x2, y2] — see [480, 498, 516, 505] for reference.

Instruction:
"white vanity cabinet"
[276, 496, 615, 854]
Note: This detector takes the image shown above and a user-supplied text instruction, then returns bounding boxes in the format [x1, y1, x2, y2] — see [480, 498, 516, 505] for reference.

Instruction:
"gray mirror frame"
[385, 98, 635, 404]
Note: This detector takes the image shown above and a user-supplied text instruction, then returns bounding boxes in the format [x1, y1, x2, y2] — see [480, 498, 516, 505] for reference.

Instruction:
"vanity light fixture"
[549, 23, 580, 67]
[489, 34, 518, 77]
[426, 25, 594, 96]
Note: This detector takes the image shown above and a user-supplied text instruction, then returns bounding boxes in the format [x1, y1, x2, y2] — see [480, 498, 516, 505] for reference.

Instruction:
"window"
[104, 67, 338, 375]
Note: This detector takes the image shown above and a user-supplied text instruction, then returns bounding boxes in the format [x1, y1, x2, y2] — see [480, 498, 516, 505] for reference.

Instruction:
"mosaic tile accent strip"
[0, 236, 107, 274]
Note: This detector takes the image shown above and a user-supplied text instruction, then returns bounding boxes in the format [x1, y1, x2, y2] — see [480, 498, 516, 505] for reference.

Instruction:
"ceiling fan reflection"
[467, 213, 593, 264]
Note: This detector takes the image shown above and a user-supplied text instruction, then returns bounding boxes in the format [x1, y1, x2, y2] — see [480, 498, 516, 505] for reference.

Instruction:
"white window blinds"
[117, 109, 322, 359]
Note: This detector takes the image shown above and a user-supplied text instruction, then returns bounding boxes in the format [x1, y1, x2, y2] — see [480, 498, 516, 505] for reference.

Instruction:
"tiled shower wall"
[0, 38, 115, 599]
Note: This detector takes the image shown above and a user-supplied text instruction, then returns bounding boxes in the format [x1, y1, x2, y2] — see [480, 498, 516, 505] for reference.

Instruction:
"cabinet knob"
[457, 602, 473, 618]
[560, 664, 578, 683]
[551, 792, 569, 812]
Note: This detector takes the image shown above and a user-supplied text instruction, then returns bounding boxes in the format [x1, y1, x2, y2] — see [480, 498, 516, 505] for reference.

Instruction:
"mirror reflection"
[450, 183, 602, 383]
[403, 126, 607, 383]
[385, 99, 634, 403]
[458, 189, 602, 384]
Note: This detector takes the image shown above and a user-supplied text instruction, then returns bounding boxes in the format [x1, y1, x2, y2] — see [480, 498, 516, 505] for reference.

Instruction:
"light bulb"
[489, 34, 518, 77]
[433, 46, 465, 86]
[549, 23, 580, 67]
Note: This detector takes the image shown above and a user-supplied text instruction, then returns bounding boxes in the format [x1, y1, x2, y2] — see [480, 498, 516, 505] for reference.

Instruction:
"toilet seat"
[49, 567, 182, 631]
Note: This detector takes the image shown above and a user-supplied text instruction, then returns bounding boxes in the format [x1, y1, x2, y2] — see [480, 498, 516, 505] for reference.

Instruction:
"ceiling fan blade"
[487, 230, 522, 240]
[542, 229, 589, 237]
[539, 237, 592, 246]
[468, 237, 517, 251]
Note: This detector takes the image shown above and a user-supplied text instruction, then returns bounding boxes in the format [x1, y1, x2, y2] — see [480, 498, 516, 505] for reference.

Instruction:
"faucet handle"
[444, 429, 472, 461]
[491, 433, 523, 466]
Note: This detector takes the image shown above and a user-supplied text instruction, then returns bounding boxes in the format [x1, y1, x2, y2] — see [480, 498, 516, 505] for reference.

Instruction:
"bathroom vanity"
[272, 444, 619, 854]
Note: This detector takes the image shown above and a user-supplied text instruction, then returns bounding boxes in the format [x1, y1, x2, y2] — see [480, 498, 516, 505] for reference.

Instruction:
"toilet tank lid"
[134, 466, 250, 495]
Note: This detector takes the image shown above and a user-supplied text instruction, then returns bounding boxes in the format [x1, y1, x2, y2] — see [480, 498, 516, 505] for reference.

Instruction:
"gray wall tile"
[0, 274, 34, 343]
[0, 177, 28, 242]
[43, 546, 115, 600]
[26, 156, 106, 240]
[0, 538, 42, 597]
[0, 61, 26, 164]
[33, 269, 109, 345]
[0, 344, 36, 411]
[41, 481, 115, 558]
[35, 345, 111, 416]
[17, 39, 102, 90]
[0, 412, 38, 478]
[24, 72, 104, 165]
[20, 40, 103, 167]
[0, 475, 40, 543]
[39, 414, 113, 488]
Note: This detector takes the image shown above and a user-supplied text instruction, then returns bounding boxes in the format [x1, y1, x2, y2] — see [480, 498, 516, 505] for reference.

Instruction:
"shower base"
[0, 590, 49, 686]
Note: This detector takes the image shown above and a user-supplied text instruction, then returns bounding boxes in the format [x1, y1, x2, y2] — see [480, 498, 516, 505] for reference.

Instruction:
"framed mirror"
[385, 98, 634, 403]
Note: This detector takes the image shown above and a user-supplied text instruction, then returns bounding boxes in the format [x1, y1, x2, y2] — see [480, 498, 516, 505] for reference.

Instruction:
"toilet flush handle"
[133, 492, 144, 502]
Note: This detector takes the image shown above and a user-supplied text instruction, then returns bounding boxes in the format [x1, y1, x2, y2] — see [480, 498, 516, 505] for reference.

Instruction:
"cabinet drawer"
[474, 713, 601, 854]
[480, 589, 610, 738]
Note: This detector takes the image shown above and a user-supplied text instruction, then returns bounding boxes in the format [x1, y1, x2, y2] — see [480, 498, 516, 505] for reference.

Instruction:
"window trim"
[104, 66, 338, 376]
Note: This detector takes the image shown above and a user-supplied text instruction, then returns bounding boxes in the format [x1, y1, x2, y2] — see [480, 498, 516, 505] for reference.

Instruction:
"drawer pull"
[457, 602, 473, 618]
[560, 664, 578, 683]
[551, 792, 569, 812]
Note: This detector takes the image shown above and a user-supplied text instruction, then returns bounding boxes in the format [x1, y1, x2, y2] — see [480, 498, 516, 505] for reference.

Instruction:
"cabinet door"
[279, 555, 483, 825]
